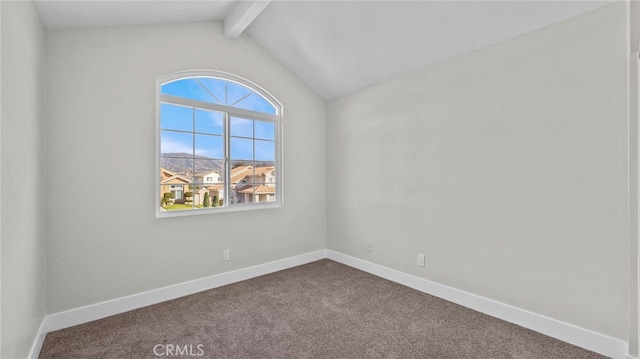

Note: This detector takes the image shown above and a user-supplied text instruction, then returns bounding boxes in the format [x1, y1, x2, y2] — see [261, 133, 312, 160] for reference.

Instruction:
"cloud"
[161, 136, 193, 154]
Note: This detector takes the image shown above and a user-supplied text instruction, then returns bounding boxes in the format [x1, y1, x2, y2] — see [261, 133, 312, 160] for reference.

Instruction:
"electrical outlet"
[222, 249, 230, 262]
[417, 253, 425, 267]
[366, 242, 373, 252]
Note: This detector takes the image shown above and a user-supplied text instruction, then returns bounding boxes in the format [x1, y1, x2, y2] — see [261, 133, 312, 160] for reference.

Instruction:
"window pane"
[160, 185, 196, 211]
[162, 76, 276, 117]
[231, 137, 253, 160]
[195, 109, 223, 135]
[196, 160, 224, 208]
[195, 160, 223, 184]
[255, 121, 275, 140]
[230, 161, 251, 181]
[230, 161, 251, 205]
[161, 131, 193, 155]
[229, 162, 276, 206]
[191, 183, 222, 208]
[194, 77, 225, 104]
[226, 81, 253, 106]
[253, 163, 275, 186]
[195, 134, 223, 160]
[257, 183, 277, 203]
[230, 117, 253, 138]
[162, 78, 218, 104]
[182, 183, 206, 209]
[180, 185, 196, 208]
[255, 140, 275, 162]
[233, 94, 277, 115]
[161, 103, 192, 132]
[235, 185, 255, 204]
[160, 158, 195, 212]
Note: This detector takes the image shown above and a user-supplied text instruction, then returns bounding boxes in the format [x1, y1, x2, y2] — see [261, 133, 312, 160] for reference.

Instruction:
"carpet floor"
[39, 259, 606, 359]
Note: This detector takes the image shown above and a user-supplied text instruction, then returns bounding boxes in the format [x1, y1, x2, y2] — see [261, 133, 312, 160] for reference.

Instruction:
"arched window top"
[160, 72, 279, 115]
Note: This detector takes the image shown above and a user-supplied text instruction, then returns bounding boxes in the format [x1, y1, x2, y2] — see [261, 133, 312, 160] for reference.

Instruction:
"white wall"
[628, 0, 639, 353]
[1, 1, 46, 357]
[45, 22, 327, 313]
[328, 2, 629, 340]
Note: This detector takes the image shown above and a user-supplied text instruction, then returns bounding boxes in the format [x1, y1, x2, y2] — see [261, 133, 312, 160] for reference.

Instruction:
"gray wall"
[4, 1, 635, 355]
[1, 1, 46, 358]
[45, 22, 327, 313]
[327, 2, 629, 340]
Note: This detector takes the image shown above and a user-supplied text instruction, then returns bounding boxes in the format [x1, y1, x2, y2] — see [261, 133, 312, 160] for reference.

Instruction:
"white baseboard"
[32, 248, 629, 359]
[27, 318, 47, 359]
[42, 249, 327, 335]
[326, 250, 628, 359]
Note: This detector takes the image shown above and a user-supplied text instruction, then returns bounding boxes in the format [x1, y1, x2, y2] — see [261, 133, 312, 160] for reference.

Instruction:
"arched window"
[156, 71, 282, 217]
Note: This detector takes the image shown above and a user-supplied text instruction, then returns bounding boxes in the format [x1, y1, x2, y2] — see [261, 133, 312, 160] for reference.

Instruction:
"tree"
[212, 194, 220, 207]
[162, 192, 175, 206]
[203, 192, 211, 207]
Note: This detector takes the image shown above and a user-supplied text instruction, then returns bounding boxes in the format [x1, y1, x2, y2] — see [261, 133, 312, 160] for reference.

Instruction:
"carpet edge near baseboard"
[30, 248, 627, 359]
[326, 249, 627, 359]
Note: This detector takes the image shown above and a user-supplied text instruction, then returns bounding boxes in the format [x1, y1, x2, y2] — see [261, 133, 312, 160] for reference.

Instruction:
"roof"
[206, 184, 224, 192]
[253, 166, 275, 176]
[230, 165, 275, 184]
[230, 166, 253, 183]
[162, 177, 190, 185]
[196, 170, 221, 177]
[160, 168, 192, 185]
[237, 185, 276, 195]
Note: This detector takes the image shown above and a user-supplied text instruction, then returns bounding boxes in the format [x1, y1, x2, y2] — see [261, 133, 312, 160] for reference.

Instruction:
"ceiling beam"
[224, 0, 271, 40]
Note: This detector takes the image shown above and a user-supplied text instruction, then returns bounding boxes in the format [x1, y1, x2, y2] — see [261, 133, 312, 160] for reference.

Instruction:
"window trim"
[155, 70, 283, 218]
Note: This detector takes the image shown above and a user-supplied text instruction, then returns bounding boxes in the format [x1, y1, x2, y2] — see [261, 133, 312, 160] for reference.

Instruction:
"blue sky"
[161, 77, 276, 115]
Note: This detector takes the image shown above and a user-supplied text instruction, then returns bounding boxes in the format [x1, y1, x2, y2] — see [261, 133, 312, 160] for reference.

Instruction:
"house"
[196, 170, 224, 204]
[196, 169, 224, 205]
[160, 168, 191, 202]
[160, 168, 217, 206]
[237, 184, 275, 203]
[195, 170, 222, 185]
[3, 1, 639, 359]
[161, 166, 274, 206]
[231, 165, 276, 203]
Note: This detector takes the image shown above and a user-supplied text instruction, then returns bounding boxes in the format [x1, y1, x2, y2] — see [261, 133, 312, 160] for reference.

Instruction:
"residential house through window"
[156, 71, 282, 217]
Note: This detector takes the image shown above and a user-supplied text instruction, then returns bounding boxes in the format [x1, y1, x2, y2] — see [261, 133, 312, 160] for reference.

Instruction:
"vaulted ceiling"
[34, 0, 612, 100]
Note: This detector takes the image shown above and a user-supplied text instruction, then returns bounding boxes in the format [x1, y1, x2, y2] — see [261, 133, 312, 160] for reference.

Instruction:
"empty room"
[2, 0, 640, 358]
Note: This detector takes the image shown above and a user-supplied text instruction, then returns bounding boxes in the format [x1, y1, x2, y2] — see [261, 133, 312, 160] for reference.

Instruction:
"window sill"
[156, 202, 281, 218]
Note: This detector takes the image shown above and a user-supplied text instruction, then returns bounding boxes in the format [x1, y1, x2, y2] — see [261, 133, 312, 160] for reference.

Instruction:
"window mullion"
[192, 108, 196, 209]
[224, 112, 231, 207]
[160, 94, 279, 122]
[252, 120, 256, 203]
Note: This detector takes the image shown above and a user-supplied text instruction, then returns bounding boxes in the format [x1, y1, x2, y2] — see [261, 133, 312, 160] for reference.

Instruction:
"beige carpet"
[39, 259, 606, 358]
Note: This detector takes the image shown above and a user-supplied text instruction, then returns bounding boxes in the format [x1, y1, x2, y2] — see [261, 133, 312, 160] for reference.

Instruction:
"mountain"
[160, 153, 275, 176]
[160, 153, 223, 175]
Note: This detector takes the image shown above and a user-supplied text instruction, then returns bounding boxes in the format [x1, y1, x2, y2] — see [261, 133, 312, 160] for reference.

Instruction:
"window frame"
[156, 70, 283, 218]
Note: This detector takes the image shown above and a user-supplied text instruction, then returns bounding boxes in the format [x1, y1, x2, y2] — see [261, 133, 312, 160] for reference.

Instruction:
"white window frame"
[156, 70, 283, 218]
